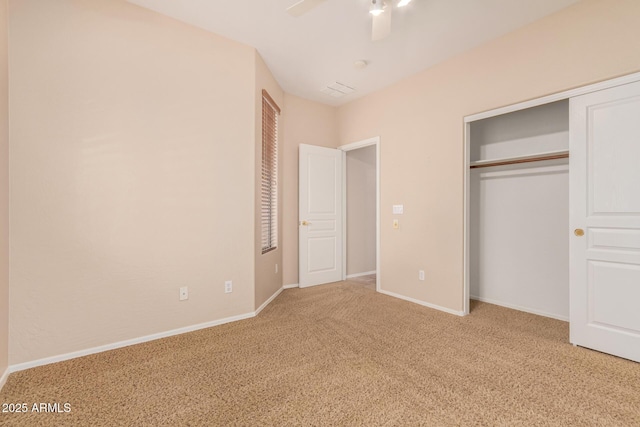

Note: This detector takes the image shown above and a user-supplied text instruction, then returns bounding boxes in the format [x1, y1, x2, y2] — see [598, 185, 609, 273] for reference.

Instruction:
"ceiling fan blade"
[371, 7, 392, 41]
[286, 0, 328, 17]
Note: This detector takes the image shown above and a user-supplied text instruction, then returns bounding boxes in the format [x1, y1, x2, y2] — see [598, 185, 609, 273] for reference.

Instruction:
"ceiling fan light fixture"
[397, 0, 412, 7]
[369, 0, 385, 16]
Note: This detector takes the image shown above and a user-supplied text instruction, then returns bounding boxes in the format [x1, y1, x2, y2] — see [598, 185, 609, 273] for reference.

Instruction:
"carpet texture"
[1, 281, 639, 426]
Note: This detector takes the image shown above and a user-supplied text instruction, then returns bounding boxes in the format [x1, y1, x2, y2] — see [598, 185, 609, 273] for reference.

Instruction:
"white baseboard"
[345, 271, 376, 279]
[0, 366, 8, 391]
[378, 289, 465, 317]
[9, 284, 293, 375]
[470, 295, 569, 322]
[9, 311, 255, 374]
[255, 287, 283, 316]
[283, 284, 299, 289]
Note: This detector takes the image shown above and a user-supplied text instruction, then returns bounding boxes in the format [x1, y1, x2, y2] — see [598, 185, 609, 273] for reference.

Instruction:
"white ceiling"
[127, 0, 581, 106]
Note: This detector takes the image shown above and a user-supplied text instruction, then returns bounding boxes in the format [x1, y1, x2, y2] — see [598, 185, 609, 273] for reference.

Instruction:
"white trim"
[283, 283, 299, 289]
[463, 121, 471, 316]
[9, 311, 254, 374]
[471, 296, 569, 322]
[465, 71, 640, 123]
[345, 271, 376, 279]
[378, 289, 465, 317]
[341, 150, 347, 280]
[255, 287, 283, 316]
[375, 140, 381, 293]
[9, 284, 293, 374]
[0, 367, 9, 391]
[339, 137, 379, 152]
[339, 136, 381, 293]
[463, 71, 640, 319]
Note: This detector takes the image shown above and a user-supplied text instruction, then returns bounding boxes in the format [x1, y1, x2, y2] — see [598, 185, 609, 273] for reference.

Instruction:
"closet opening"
[466, 100, 570, 320]
[463, 72, 640, 361]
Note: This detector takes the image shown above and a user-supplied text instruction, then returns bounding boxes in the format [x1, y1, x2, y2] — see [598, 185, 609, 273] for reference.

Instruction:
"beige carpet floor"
[346, 274, 376, 290]
[1, 281, 639, 426]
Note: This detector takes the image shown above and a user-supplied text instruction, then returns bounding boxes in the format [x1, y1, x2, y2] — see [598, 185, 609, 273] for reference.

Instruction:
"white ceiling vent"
[320, 82, 356, 98]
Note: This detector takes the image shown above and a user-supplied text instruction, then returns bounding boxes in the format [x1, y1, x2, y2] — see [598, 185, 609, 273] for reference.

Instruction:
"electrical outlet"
[418, 270, 425, 281]
[225, 280, 233, 293]
[179, 286, 188, 301]
[393, 219, 399, 229]
[275, 264, 278, 274]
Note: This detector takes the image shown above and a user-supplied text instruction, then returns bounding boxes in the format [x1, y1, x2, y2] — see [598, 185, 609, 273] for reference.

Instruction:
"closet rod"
[469, 153, 569, 169]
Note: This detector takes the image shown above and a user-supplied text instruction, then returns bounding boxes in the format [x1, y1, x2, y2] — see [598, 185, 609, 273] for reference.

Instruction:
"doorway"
[340, 137, 380, 292]
[298, 137, 380, 290]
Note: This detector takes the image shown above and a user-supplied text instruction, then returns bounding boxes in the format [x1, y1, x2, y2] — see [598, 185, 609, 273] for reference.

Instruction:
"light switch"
[393, 205, 404, 214]
[393, 219, 399, 229]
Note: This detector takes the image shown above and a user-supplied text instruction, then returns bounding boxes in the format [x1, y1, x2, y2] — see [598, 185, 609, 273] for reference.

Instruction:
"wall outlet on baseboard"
[179, 286, 188, 301]
[225, 280, 233, 293]
[418, 270, 425, 281]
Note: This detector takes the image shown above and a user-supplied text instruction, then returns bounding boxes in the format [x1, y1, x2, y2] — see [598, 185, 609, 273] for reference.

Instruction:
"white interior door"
[299, 144, 343, 288]
[570, 80, 640, 362]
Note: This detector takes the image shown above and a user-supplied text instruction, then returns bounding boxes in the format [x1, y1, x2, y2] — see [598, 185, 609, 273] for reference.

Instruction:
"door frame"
[339, 137, 381, 292]
[463, 71, 640, 316]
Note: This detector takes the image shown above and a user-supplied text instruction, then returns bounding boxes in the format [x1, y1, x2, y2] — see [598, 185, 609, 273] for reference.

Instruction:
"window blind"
[261, 90, 280, 254]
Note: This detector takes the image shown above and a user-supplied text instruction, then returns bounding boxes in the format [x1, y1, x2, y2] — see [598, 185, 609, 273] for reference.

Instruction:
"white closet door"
[570, 80, 640, 362]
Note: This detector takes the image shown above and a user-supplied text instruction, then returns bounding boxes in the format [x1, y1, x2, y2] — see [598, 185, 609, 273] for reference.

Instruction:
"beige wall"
[254, 53, 284, 309]
[281, 94, 339, 286]
[346, 145, 376, 276]
[9, 0, 257, 365]
[6, 0, 639, 368]
[0, 0, 8, 380]
[337, 0, 640, 312]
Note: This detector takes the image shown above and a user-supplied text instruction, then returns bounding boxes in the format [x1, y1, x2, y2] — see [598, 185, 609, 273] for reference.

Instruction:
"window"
[261, 90, 280, 254]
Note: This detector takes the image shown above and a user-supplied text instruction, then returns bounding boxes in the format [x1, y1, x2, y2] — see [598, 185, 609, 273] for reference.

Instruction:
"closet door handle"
[574, 229, 584, 237]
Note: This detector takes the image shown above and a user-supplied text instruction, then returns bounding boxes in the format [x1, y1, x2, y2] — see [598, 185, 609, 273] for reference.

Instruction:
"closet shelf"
[469, 149, 569, 169]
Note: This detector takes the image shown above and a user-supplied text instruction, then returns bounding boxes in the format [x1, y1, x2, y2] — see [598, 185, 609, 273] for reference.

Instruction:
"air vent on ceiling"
[320, 82, 356, 98]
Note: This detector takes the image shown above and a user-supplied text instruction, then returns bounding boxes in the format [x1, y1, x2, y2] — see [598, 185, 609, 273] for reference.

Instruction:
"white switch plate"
[393, 204, 404, 214]
[179, 286, 188, 301]
[225, 280, 233, 293]
[419, 270, 425, 281]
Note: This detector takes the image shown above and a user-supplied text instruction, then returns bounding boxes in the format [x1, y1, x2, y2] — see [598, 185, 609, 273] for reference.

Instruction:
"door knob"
[300, 220, 311, 226]
[574, 228, 584, 237]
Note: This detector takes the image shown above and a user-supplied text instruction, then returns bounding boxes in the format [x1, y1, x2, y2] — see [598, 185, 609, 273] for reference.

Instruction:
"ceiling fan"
[286, 0, 413, 41]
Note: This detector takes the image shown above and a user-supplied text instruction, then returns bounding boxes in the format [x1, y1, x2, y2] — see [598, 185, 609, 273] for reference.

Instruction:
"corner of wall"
[254, 52, 284, 311]
[0, 0, 10, 388]
[8, 0, 259, 365]
[280, 94, 341, 289]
